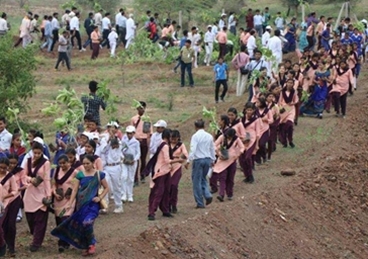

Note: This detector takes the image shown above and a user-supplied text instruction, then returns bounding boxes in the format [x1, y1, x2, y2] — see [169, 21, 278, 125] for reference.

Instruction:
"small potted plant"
[219, 144, 229, 160]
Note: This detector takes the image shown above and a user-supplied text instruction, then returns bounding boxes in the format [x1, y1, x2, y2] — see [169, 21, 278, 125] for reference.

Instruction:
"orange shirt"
[161, 27, 169, 38]
[130, 114, 152, 140]
[91, 31, 101, 43]
[0, 174, 17, 208]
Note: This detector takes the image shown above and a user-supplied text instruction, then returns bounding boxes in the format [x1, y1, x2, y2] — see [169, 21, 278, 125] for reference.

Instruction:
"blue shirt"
[44, 21, 52, 37]
[341, 37, 353, 45]
[179, 36, 187, 48]
[213, 63, 228, 81]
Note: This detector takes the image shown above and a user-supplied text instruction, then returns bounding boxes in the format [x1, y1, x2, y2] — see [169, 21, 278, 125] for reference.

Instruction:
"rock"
[169, 246, 177, 253]
[161, 250, 169, 256]
[281, 169, 296, 176]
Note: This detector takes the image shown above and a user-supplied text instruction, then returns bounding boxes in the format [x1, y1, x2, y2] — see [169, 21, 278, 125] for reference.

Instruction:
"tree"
[0, 35, 37, 116]
[281, 0, 314, 17]
[61, 0, 121, 12]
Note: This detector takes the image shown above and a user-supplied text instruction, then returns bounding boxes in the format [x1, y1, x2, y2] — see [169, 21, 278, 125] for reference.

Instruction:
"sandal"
[88, 245, 96, 255]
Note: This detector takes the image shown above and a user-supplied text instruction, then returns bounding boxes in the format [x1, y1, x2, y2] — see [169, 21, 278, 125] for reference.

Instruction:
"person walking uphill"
[185, 120, 215, 208]
[81, 81, 106, 126]
[213, 57, 229, 103]
[180, 39, 195, 87]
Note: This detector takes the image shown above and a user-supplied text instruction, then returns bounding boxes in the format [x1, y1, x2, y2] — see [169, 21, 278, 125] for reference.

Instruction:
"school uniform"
[212, 136, 244, 198]
[108, 30, 118, 57]
[330, 68, 354, 116]
[121, 135, 140, 202]
[255, 107, 273, 164]
[0, 172, 17, 252]
[102, 143, 123, 209]
[52, 166, 77, 248]
[278, 89, 299, 147]
[229, 119, 246, 140]
[0, 129, 12, 151]
[267, 103, 280, 160]
[22, 157, 51, 249]
[169, 142, 188, 210]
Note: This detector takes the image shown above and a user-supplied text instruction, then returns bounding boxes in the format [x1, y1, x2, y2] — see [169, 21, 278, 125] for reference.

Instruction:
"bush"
[0, 35, 37, 116]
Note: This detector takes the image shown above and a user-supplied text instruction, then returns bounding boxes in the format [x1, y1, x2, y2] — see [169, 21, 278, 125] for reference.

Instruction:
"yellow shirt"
[180, 46, 194, 64]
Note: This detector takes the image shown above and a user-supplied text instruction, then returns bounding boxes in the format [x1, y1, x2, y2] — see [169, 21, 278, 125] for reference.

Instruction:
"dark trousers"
[279, 121, 294, 146]
[209, 173, 219, 193]
[256, 130, 270, 164]
[248, 84, 254, 102]
[50, 29, 59, 51]
[239, 142, 256, 178]
[55, 52, 71, 69]
[325, 86, 333, 112]
[332, 92, 347, 116]
[3, 197, 22, 251]
[173, 57, 181, 71]
[218, 161, 237, 197]
[215, 79, 228, 101]
[91, 43, 100, 59]
[267, 120, 279, 160]
[317, 35, 322, 50]
[180, 62, 194, 87]
[55, 216, 70, 247]
[101, 29, 110, 48]
[148, 174, 170, 216]
[219, 43, 226, 58]
[307, 35, 314, 50]
[25, 209, 48, 247]
[118, 27, 126, 46]
[169, 168, 182, 207]
[72, 31, 82, 50]
[135, 139, 148, 183]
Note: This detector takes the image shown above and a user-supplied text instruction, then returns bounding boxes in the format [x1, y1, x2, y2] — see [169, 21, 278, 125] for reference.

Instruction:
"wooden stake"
[334, 2, 346, 31]
[179, 10, 182, 28]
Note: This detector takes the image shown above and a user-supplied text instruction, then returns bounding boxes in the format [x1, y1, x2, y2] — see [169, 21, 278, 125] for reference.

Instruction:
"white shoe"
[99, 45, 103, 49]
[113, 207, 123, 213]
[128, 198, 134, 203]
[79, 48, 86, 52]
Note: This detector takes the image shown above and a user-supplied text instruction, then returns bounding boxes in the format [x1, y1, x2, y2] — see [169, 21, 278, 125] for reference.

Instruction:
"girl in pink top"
[330, 60, 354, 117]
[3, 154, 24, 257]
[168, 130, 188, 214]
[212, 129, 244, 201]
[80, 140, 103, 172]
[266, 93, 280, 161]
[52, 155, 78, 252]
[239, 102, 261, 184]
[214, 115, 230, 141]
[22, 142, 51, 252]
[278, 79, 299, 148]
[146, 129, 183, 221]
[227, 107, 246, 141]
[255, 97, 273, 165]
[251, 68, 270, 103]
[0, 157, 18, 256]
[302, 53, 319, 92]
[65, 147, 84, 172]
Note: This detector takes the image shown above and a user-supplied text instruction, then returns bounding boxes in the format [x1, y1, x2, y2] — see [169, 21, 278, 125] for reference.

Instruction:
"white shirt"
[247, 35, 257, 50]
[94, 12, 102, 26]
[275, 17, 284, 28]
[30, 19, 38, 32]
[51, 17, 60, 30]
[253, 14, 263, 26]
[108, 31, 118, 43]
[19, 17, 30, 37]
[212, 25, 218, 35]
[262, 31, 271, 46]
[121, 135, 140, 161]
[188, 129, 216, 162]
[149, 132, 162, 157]
[0, 129, 12, 151]
[228, 15, 236, 27]
[115, 12, 121, 26]
[219, 19, 225, 30]
[101, 144, 123, 166]
[69, 16, 80, 31]
[267, 36, 283, 61]
[102, 17, 111, 30]
[0, 18, 8, 31]
[204, 31, 215, 43]
[61, 13, 70, 27]
[125, 18, 136, 39]
[247, 59, 265, 71]
[58, 35, 68, 52]
[188, 32, 201, 46]
[117, 15, 127, 28]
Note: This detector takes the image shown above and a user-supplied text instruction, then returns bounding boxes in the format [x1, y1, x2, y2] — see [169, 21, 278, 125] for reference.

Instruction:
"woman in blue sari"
[51, 154, 109, 256]
[300, 78, 328, 119]
[284, 18, 297, 53]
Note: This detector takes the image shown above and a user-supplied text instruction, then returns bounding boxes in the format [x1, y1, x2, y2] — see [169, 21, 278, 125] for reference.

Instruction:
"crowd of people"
[0, 3, 367, 258]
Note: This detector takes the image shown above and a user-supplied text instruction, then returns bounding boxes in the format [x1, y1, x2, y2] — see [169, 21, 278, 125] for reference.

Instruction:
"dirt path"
[12, 64, 368, 258]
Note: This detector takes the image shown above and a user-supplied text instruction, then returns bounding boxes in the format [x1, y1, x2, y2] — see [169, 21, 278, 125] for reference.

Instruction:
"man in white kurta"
[204, 26, 215, 66]
[20, 13, 32, 48]
[125, 14, 136, 49]
[262, 26, 272, 47]
[267, 29, 283, 74]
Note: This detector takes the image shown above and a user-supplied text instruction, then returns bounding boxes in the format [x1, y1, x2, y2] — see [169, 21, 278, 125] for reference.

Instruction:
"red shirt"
[149, 22, 157, 39]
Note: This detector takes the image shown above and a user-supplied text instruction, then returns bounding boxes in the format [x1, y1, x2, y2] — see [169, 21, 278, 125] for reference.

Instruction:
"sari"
[284, 24, 296, 52]
[51, 171, 105, 249]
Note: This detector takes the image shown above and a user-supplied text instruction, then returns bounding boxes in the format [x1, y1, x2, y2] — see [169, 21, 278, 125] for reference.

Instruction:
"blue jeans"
[41, 36, 53, 52]
[180, 62, 194, 87]
[191, 158, 212, 207]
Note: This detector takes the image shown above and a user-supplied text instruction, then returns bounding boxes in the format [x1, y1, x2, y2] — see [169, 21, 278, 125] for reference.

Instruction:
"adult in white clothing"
[0, 13, 9, 36]
[267, 29, 283, 73]
[262, 25, 272, 47]
[204, 25, 215, 66]
[125, 14, 136, 49]
[94, 9, 103, 32]
[246, 30, 257, 58]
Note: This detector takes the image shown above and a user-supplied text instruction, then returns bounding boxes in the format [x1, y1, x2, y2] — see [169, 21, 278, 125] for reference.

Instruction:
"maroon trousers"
[25, 209, 48, 248]
[255, 130, 270, 164]
[219, 43, 226, 58]
[2, 196, 22, 251]
[332, 92, 347, 116]
[135, 139, 148, 183]
[239, 142, 256, 178]
[148, 173, 170, 216]
[169, 168, 182, 207]
[325, 85, 333, 112]
[210, 172, 219, 193]
[91, 43, 100, 59]
[279, 120, 294, 146]
[218, 161, 237, 197]
[267, 119, 280, 160]
[55, 216, 69, 247]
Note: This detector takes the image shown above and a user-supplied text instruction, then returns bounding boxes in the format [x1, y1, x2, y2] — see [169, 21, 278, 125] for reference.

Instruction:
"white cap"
[90, 132, 100, 140]
[153, 120, 167, 128]
[266, 25, 272, 30]
[111, 27, 116, 31]
[129, 13, 134, 18]
[107, 121, 119, 128]
[126, 125, 136, 133]
[207, 25, 212, 28]
[361, 19, 367, 24]
[221, 13, 226, 17]
[33, 137, 44, 145]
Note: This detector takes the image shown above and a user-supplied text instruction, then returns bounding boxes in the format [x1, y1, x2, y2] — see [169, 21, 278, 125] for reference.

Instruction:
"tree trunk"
[286, 6, 291, 17]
